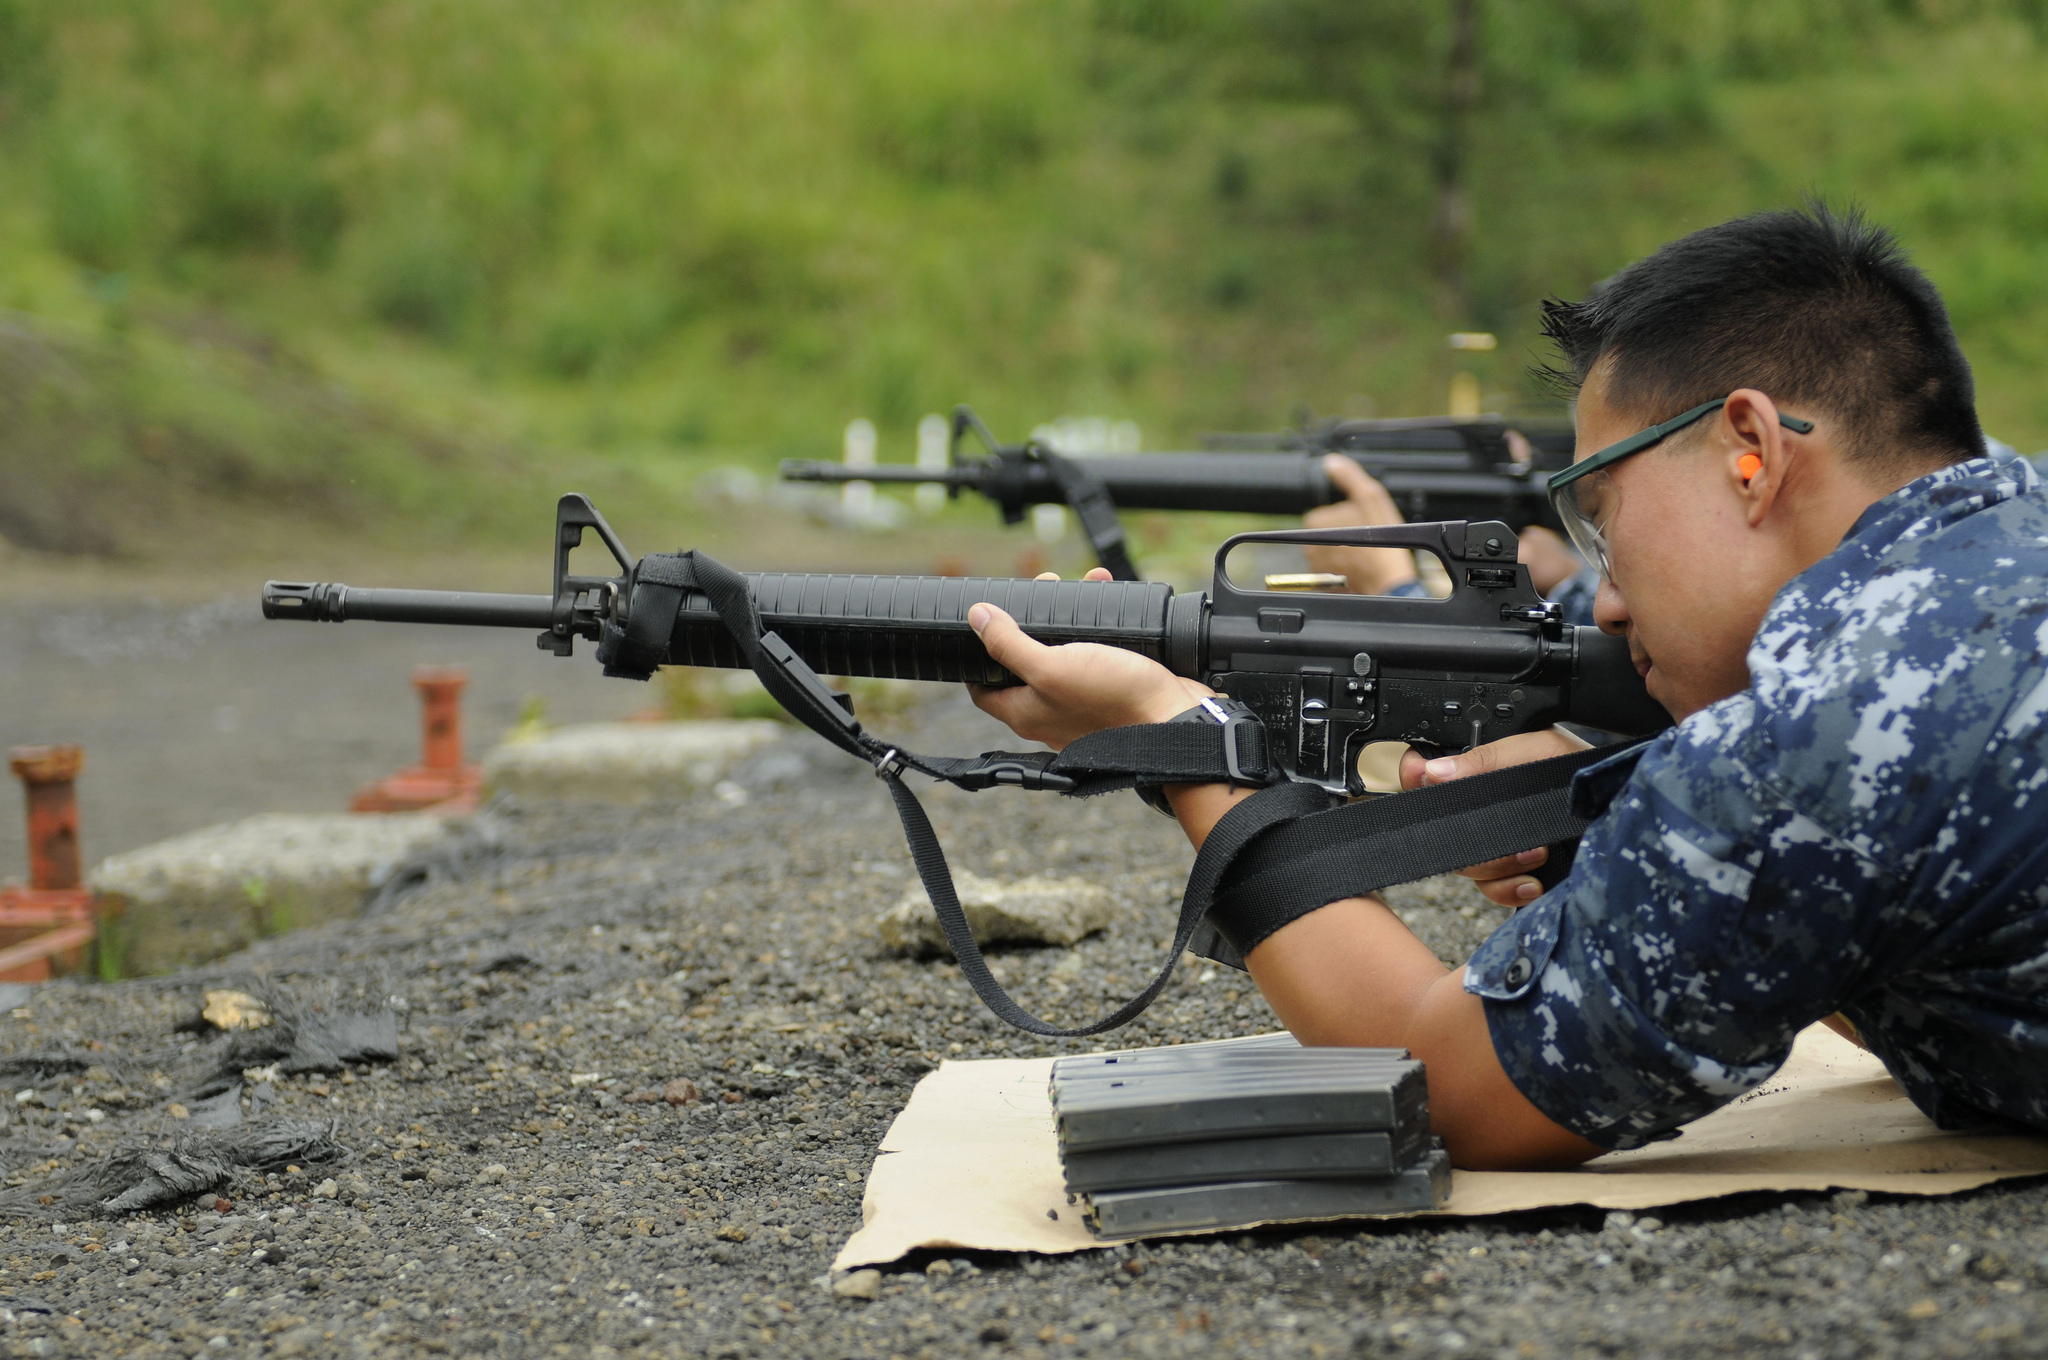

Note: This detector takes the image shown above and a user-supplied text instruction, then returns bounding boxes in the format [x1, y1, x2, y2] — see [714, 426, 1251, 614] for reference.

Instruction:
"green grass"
[1, 0, 2046, 560]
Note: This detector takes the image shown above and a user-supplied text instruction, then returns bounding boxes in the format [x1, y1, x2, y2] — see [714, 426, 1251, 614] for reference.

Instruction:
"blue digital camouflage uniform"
[1547, 567, 1600, 627]
[1466, 450, 2048, 1149]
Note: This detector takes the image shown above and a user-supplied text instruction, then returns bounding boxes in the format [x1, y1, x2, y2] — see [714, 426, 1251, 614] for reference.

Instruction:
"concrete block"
[90, 813, 460, 974]
[482, 720, 785, 803]
[877, 871, 1116, 957]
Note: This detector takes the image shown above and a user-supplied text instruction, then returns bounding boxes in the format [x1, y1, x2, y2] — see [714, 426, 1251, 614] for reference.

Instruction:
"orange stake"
[11, 744, 83, 890]
[0, 744, 98, 982]
[350, 666, 484, 814]
[414, 667, 468, 773]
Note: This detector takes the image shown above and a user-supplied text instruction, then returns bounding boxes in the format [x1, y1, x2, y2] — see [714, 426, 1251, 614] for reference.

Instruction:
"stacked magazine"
[1052, 1032, 1450, 1238]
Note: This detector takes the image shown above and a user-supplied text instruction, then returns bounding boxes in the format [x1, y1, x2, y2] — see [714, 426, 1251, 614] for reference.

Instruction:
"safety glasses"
[1547, 397, 1814, 579]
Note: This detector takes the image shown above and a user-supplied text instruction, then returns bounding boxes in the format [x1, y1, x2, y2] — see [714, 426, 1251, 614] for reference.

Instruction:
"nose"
[1593, 576, 1631, 637]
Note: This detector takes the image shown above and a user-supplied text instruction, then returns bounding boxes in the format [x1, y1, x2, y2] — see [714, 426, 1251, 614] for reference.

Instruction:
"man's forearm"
[1163, 781, 1602, 1169]
[1159, 780, 1255, 848]
[1161, 783, 1444, 1043]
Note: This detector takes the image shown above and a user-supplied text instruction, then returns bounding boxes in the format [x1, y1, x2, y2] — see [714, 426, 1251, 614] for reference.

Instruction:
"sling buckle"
[1198, 698, 1259, 787]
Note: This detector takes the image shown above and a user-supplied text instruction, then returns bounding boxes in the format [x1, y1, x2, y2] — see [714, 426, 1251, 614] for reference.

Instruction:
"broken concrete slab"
[876, 871, 1116, 957]
[481, 719, 785, 803]
[90, 813, 462, 975]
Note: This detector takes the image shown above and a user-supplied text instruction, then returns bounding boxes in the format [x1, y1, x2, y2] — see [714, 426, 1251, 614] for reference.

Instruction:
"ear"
[1718, 388, 1791, 528]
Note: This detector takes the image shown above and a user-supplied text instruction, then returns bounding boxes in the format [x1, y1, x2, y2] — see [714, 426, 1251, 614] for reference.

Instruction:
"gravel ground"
[3, 693, 2047, 1359]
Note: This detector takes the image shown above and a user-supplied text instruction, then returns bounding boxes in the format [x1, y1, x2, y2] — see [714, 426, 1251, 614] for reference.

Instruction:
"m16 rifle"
[261, 493, 1665, 1034]
[777, 407, 1577, 579]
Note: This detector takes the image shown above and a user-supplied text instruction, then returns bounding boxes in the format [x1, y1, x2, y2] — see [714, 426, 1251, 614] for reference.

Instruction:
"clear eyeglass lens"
[1560, 470, 1617, 578]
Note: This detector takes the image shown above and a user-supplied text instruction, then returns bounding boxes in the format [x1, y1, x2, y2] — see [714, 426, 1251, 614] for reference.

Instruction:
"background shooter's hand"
[1515, 525, 1588, 596]
[1301, 453, 1588, 601]
[1302, 455, 1423, 595]
[1397, 728, 1592, 906]
[966, 568, 1216, 750]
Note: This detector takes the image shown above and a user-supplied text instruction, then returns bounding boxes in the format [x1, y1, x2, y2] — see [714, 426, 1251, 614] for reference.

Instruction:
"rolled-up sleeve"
[1466, 695, 1895, 1149]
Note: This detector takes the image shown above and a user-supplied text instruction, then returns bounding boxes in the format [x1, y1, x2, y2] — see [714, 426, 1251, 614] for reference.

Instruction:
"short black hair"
[1540, 203, 1984, 474]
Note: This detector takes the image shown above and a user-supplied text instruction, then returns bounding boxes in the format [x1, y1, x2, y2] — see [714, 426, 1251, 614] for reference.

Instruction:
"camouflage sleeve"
[1546, 566, 1600, 628]
[1463, 695, 1898, 1149]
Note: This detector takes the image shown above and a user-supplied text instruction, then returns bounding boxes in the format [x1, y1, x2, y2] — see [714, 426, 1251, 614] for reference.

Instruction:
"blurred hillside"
[2, 0, 2047, 559]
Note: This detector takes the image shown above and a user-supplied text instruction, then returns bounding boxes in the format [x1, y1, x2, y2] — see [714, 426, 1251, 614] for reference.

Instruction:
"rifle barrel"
[262, 583, 555, 628]
[778, 460, 969, 486]
[776, 452, 1557, 527]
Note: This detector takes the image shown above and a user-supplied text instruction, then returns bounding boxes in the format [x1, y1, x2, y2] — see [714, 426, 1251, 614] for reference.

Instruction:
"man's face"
[1574, 374, 1786, 720]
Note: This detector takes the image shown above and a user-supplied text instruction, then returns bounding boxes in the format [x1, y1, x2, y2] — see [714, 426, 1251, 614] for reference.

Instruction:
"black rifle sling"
[1199, 744, 1617, 961]
[1033, 448, 1140, 582]
[627, 549, 1613, 1036]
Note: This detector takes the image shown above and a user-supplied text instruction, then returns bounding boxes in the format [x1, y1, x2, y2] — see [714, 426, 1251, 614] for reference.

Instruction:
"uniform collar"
[1568, 738, 1656, 819]
[1840, 449, 2040, 557]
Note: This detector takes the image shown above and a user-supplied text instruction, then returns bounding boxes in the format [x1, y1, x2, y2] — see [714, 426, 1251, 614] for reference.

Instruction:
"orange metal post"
[13, 744, 83, 890]
[0, 744, 98, 982]
[416, 667, 468, 773]
[350, 666, 484, 814]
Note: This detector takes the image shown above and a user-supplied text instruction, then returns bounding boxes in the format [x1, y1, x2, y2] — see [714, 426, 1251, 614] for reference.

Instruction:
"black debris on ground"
[0, 1123, 347, 1220]
[1, 693, 2045, 1358]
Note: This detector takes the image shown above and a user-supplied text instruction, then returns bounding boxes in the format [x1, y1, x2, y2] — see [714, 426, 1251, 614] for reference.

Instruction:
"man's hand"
[1398, 728, 1592, 906]
[1302, 456, 1423, 596]
[967, 568, 1215, 749]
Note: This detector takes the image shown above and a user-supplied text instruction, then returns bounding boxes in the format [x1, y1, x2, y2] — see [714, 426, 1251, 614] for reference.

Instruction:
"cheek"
[1617, 483, 1764, 686]
[1612, 482, 1737, 634]
[1614, 497, 1709, 605]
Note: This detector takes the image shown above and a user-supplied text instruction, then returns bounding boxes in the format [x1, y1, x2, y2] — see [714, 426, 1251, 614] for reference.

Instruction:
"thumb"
[968, 602, 1050, 679]
[1323, 454, 1398, 515]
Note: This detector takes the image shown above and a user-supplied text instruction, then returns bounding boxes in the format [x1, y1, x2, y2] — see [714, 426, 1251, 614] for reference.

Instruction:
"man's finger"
[1478, 875, 1544, 908]
[1323, 454, 1396, 511]
[968, 602, 1052, 680]
[1411, 728, 1591, 785]
[1082, 567, 1114, 582]
[1456, 846, 1548, 883]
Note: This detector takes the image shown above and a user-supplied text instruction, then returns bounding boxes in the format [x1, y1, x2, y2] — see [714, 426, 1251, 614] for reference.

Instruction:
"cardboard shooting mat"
[834, 1024, 2048, 1269]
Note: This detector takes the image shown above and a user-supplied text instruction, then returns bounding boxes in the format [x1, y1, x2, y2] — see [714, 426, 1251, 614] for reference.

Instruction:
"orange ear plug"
[1738, 453, 1763, 482]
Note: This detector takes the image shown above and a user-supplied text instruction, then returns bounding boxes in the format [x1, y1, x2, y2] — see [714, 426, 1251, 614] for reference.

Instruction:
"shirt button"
[1503, 956, 1533, 988]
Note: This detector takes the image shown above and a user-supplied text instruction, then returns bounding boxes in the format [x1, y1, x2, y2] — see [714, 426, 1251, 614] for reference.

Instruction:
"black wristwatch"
[1135, 697, 1262, 816]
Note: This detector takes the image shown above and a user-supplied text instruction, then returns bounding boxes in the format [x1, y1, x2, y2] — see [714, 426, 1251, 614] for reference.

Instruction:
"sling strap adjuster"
[1203, 699, 1259, 786]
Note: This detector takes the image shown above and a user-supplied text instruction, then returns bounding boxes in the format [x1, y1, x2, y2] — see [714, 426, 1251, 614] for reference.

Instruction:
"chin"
[1643, 669, 1692, 722]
